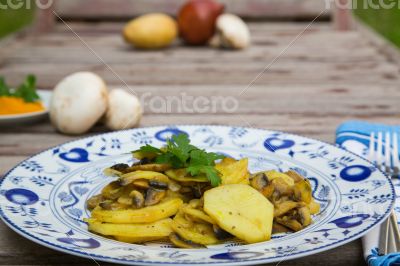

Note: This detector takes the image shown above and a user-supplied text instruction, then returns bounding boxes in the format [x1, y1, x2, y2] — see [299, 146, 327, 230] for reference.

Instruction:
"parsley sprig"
[0, 75, 40, 103]
[134, 134, 225, 186]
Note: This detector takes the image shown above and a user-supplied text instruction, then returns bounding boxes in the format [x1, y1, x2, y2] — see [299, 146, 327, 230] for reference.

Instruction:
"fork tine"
[369, 132, 376, 163]
[392, 132, 399, 176]
[385, 132, 391, 173]
[377, 132, 383, 170]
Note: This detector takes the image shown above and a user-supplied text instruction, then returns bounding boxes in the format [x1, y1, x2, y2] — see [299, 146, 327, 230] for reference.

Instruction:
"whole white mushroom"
[105, 89, 142, 131]
[50, 72, 108, 135]
[209, 13, 250, 49]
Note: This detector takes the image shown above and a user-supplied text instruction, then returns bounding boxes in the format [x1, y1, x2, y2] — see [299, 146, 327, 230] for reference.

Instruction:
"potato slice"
[86, 218, 172, 239]
[308, 198, 321, 215]
[172, 211, 218, 245]
[265, 170, 295, 187]
[294, 179, 312, 204]
[115, 235, 167, 243]
[182, 206, 216, 224]
[165, 169, 209, 183]
[215, 158, 250, 185]
[92, 197, 183, 223]
[203, 184, 274, 243]
[120, 170, 169, 186]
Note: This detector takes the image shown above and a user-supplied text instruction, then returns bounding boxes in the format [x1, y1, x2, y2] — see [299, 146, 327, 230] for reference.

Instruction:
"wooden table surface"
[1, 21, 399, 266]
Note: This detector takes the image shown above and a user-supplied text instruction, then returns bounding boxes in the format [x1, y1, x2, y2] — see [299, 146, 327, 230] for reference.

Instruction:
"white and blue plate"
[0, 125, 395, 265]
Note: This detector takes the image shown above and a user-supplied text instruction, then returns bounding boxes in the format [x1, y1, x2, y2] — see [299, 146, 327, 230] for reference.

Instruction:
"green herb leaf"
[13, 74, 40, 103]
[130, 133, 225, 186]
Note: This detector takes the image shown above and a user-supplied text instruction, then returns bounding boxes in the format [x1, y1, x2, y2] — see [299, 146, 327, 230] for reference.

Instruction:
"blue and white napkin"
[336, 120, 400, 266]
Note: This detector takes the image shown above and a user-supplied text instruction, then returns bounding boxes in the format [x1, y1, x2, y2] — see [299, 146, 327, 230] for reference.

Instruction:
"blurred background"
[0, 0, 398, 46]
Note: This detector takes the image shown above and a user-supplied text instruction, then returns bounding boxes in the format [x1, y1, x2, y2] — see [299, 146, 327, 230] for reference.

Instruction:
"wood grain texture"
[0, 20, 397, 266]
[54, 0, 330, 20]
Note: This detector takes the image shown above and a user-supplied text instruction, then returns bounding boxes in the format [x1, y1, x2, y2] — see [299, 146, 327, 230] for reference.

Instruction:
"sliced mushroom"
[213, 224, 232, 240]
[271, 178, 294, 199]
[149, 180, 169, 190]
[293, 179, 312, 204]
[250, 172, 274, 198]
[101, 181, 123, 200]
[274, 201, 300, 218]
[145, 188, 166, 206]
[191, 183, 203, 199]
[297, 206, 312, 226]
[276, 212, 303, 232]
[110, 163, 130, 172]
[130, 190, 145, 209]
[180, 186, 192, 193]
[272, 222, 291, 234]
[169, 233, 204, 248]
[86, 194, 103, 210]
[285, 170, 305, 183]
[168, 179, 182, 192]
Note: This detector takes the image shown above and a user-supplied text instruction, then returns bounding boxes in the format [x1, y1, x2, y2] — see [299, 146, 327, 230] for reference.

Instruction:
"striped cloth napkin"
[336, 120, 400, 266]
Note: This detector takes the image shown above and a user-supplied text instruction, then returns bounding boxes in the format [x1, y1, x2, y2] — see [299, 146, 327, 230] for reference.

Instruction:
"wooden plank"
[54, 0, 330, 20]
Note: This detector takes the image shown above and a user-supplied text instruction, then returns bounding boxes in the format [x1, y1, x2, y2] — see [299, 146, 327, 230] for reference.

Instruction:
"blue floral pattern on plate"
[0, 125, 394, 265]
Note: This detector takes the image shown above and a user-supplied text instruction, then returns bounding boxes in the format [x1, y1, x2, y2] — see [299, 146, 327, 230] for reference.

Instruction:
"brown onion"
[178, 0, 224, 45]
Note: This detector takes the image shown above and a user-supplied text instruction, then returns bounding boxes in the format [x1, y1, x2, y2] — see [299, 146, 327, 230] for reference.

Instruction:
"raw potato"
[50, 72, 108, 135]
[92, 198, 183, 223]
[105, 89, 142, 130]
[87, 218, 172, 238]
[204, 184, 274, 243]
[123, 13, 178, 49]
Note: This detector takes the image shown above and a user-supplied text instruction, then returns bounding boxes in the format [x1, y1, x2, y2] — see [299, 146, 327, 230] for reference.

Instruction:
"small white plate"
[0, 90, 51, 126]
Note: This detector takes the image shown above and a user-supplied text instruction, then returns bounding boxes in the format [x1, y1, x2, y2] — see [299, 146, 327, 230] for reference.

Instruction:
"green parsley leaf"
[131, 133, 225, 186]
[13, 74, 40, 103]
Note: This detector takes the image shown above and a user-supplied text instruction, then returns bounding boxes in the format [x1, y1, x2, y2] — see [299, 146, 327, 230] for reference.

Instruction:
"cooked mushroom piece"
[213, 224, 232, 240]
[191, 184, 203, 199]
[297, 206, 312, 226]
[250, 173, 274, 198]
[145, 188, 167, 206]
[130, 190, 145, 209]
[271, 178, 294, 200]
[169, 233, 204, 248]
[110, 163, 130, 172]
[293, 179, 312, 204]
[274, 201, 300, 218]
[86, 194, 103, 210]
[149, 180, 169, 190]
[272, 222, 291, 234]
[168, 179, 182, 192]
[276, 213, 303, 232]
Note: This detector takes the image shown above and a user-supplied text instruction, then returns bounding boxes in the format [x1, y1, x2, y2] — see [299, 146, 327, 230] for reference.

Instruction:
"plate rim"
[0, 124, 395, 265]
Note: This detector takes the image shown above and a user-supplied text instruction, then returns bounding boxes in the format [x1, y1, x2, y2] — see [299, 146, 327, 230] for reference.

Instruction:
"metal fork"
[369, 132, 400, 255]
